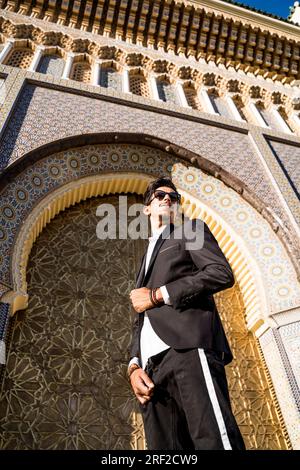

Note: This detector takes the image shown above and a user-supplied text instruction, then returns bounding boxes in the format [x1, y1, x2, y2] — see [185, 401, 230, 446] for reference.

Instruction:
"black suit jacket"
[129, 218, 235, 365]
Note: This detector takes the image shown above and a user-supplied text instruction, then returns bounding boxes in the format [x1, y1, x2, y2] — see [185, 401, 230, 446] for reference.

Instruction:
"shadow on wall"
[0, 85, 35, 172]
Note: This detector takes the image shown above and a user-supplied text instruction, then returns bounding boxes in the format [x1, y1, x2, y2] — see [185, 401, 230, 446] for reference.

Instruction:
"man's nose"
[163, 194, 171, 203]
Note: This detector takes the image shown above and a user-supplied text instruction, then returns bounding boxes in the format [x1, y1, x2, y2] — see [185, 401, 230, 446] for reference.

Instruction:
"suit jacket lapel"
[135, 251, 146, 288]
[142, 223, 175, 286]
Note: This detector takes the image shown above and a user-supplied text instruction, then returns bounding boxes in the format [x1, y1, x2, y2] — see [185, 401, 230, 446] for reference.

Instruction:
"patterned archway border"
[9, 170, 269, 334]
[1, 133, 298, 281]
[0, 140, 299, 335]
[0, 172, 293, 451]
[173, 165, 300, 329]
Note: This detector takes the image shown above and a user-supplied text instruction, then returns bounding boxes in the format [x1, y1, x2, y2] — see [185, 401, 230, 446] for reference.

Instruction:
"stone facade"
[0, 1, 300, 450]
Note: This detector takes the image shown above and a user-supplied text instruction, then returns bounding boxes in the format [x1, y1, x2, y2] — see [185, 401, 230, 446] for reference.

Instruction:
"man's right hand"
[130, 368, 155, 406]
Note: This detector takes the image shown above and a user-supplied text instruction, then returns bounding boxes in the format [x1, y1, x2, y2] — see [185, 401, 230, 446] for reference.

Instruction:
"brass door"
[0, 194, 146, 450]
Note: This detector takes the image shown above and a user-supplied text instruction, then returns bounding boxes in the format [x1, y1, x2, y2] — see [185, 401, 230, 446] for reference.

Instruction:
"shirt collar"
[148, 224, 166, 242]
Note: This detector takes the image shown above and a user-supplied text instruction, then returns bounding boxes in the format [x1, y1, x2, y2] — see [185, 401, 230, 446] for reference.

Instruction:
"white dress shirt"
[129, 225, 171, 370]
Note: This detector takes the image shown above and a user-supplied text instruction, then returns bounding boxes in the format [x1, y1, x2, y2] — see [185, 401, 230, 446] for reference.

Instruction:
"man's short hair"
[143, 177, 178, 205]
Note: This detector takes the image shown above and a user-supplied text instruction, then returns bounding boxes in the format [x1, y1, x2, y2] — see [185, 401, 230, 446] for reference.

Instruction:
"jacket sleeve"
[165, 220, 234, 310]
[129, 313, 140, 360]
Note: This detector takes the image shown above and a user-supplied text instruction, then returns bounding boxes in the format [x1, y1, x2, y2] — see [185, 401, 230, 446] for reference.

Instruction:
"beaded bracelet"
[149, 288, 156, 307]
[153, 287, 162, 305]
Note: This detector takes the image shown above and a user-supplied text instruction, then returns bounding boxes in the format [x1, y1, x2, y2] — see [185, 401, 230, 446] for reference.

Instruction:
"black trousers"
[139, 348, 246, 450]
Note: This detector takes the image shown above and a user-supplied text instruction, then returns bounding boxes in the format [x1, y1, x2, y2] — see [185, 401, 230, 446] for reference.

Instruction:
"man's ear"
[143, 205, 150, 216]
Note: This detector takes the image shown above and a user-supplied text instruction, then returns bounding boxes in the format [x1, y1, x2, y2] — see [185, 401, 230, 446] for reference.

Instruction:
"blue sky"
[234, 1, 293, 18]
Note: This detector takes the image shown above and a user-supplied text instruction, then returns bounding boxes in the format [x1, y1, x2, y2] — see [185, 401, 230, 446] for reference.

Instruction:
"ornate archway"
[0, 139, 298, 448]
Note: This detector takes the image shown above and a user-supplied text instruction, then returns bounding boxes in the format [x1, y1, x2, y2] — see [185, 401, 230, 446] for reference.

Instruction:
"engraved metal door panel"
[0, 194, 146, 450]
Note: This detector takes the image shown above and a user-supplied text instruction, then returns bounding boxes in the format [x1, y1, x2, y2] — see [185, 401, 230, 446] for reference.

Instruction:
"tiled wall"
[0, 82, 293, 234]
[268, 140, 300, 200]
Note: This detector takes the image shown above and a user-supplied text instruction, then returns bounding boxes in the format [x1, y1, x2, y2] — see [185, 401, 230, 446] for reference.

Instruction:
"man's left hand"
[129, 287, 163, 313]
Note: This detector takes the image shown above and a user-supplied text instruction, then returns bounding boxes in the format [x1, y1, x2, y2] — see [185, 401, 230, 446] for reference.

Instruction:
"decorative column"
[0, 302, 10, 365]
[226, 95, 245, 122]
[271, 107, 293, 134]
[61, 52, 75, 80]
[248, 101, 269, 128]
[0, 77, 5, 106]
[28, 45, 45, 72]
[122, 67, 131, 94]
[199, 88, 219, 114]
[175, 81, 190, 108]
[92, 60, 101, 86]
[258, 319, 300, 449]
[149, 74, 160, 101]
[0, 39, 14, 64]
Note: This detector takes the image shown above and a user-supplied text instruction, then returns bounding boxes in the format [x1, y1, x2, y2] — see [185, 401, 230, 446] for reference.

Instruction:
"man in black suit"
[128, 177, 245, 450]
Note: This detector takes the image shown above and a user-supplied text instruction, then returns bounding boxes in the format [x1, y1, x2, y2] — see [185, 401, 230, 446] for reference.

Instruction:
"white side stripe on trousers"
[198, 348, 232, 450]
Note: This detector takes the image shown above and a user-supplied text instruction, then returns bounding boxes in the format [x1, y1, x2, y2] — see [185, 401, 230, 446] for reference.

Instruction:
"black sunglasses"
[148, 190, 181, 205]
